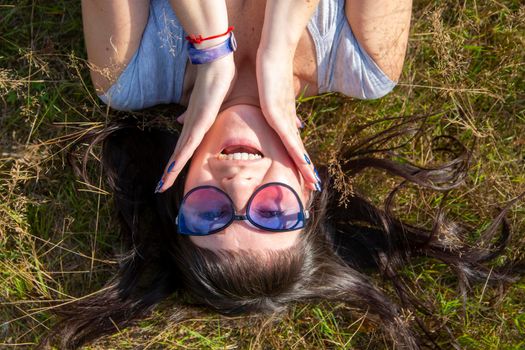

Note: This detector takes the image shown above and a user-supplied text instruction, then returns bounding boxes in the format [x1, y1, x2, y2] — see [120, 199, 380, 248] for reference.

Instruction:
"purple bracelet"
[187, 32, 237, 65]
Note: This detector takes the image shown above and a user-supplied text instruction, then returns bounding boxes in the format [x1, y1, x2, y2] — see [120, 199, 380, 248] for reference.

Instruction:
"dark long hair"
[39, 116, 523, 349]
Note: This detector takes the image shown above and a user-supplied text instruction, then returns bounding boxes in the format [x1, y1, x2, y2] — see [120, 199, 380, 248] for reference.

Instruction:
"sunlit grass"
[1, 0, 524, 348]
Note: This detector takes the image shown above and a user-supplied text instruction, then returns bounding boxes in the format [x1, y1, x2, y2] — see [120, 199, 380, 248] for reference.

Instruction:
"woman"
[83, 0, 410, 191]
[40, 0, 520, 348]
[81, 0, 411, 254]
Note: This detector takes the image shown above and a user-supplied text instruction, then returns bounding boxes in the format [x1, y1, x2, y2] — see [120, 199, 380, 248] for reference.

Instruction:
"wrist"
[193, 37, 228, 50]
[257, 44, 295, 65]
[259, 28, 299, 57]
[188, 32, 237, 65]
[188, 26, 235, 49]
[196, 52, 235, 76]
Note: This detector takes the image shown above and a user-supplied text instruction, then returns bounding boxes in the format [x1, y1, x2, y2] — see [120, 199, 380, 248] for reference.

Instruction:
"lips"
[222, 145, 262, 156]
[218, 142, 264, 161]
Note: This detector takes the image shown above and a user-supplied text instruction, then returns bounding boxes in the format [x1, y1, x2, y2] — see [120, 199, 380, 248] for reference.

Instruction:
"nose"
[221, 173, 258, 212]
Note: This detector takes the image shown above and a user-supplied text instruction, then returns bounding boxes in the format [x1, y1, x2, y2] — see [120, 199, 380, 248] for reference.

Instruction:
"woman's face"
[184, 104, 310, 252]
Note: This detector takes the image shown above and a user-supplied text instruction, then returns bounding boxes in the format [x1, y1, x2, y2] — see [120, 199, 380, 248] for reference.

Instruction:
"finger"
[263, 97, 318, 184]
[157, 77, 232, 193]
[155, 127, 206, 193]
[272, 122, 320, 191]
[155, 56, 236, 194]
[159, 101, 228, 192]
[293, 139, 320, 191]
[260, 101, 319, 190]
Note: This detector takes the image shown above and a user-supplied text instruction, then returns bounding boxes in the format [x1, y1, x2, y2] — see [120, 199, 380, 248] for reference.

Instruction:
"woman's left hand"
[156, 55, 235, 193]
[256, 48, 319, 191]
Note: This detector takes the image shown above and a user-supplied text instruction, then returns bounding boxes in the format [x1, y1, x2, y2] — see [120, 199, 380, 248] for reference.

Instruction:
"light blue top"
[99, 0, 396, 111]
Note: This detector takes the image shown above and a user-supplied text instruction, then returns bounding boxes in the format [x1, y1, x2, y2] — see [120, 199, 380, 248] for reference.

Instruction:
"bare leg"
[345, 0, 412, 81]
[81, 0, 150, 93]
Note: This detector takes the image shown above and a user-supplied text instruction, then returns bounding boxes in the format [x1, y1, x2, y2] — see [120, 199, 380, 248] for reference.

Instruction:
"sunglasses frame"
[176, 182, 310, 236]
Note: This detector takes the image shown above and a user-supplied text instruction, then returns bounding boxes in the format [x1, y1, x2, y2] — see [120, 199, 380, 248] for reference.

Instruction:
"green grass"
[1, 0, 524, 348]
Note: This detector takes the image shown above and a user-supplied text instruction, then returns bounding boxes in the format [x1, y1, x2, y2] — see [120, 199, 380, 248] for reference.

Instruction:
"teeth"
[218, 152, 262, 160]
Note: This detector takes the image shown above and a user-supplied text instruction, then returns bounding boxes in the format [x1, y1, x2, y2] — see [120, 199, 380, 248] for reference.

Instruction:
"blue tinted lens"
[248, 184, 303, 230]
[179, 187, 233, 235]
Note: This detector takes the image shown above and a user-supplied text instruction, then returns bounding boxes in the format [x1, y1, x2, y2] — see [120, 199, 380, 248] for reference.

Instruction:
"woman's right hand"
[256, 48, 320, 191]
[255, 0, 321, 191]
[155, 54, 235, 193]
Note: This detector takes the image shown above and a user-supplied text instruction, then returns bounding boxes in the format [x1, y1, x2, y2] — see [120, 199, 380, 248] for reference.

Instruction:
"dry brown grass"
[1, 0, 524, 348]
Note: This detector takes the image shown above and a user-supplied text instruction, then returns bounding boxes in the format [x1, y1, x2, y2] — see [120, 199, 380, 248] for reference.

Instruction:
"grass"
[1, 0, 524, 348]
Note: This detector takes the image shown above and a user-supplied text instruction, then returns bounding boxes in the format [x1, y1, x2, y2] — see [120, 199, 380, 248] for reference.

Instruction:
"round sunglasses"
[176, 182, 310, 235]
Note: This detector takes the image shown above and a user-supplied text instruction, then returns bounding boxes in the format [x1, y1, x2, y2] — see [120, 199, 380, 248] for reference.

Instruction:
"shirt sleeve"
[98, 0, 188, 111]
[327, 18, 397, 100]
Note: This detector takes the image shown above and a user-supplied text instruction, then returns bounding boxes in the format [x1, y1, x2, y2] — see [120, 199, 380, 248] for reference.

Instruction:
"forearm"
[168, 0, 229, 49]
[346, 0, 412, 80]
[259, 0, 320, 55]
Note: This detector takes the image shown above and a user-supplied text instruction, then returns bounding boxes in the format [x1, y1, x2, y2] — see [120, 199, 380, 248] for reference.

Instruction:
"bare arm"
[82, 0, 231, 93]
[84, 0, 235, 193]
[345, 0, 412, 81]
[81, 0, 149, 93]
[255, 0, 322, 191]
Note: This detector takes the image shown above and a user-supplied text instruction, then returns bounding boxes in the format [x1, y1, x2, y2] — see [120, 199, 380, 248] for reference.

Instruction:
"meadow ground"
[1, 0, 524, 348]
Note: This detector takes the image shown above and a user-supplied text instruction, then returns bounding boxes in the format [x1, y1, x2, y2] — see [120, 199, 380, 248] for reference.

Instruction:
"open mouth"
[218, 145, 264, 160]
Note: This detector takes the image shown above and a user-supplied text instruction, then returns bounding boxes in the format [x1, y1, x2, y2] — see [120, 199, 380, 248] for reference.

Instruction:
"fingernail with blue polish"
[314, 168, 321, 183]
[155, 179, 164, 193]
[167, 160, 176, 173]
[304, 154, 311, 165]
[315, 182, 322, 192]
